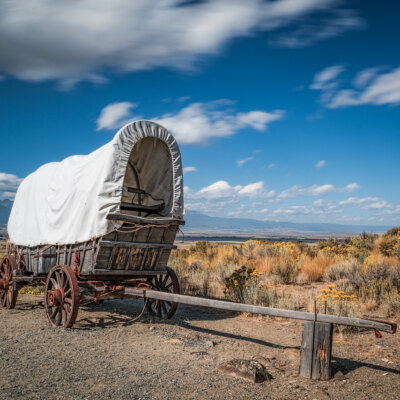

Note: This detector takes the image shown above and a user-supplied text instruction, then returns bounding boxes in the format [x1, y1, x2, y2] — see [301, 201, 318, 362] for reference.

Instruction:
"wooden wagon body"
[9, 214, 183, 279]
[1, 120, 185, 327]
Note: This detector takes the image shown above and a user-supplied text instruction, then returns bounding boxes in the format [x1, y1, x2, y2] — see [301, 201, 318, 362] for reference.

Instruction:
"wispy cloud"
[339, 196, 380, 206]
[278, 183, 358, 198]
[0, 0, 351, 85]
[329, 66, 400, 108]
[237, 157, 254, 167]
[315, 160, 326, 168]
[311, 65, 400, 108]
[272, 9, 365, 48]
[310, 65, 344, 90]
[96, 102, 138, 131]
[183, 166, 197, 174]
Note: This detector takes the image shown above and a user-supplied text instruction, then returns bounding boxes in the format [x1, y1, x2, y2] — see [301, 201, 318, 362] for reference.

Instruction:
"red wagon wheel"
[0, 255, 19, 309]
[44, 265, 80, 328]
[146, 267, 180, 319]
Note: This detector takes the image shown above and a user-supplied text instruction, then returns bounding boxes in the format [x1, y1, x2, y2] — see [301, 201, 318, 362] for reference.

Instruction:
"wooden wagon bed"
[10, 213, 184, 279]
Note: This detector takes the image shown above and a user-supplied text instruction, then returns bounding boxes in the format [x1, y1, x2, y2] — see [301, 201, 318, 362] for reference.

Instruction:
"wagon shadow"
[15, 298, 44, 310]
[74, 299, 235, 330]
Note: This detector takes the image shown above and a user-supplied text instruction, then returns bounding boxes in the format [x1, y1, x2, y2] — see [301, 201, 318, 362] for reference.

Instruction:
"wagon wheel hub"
[47, 289, 63, 307]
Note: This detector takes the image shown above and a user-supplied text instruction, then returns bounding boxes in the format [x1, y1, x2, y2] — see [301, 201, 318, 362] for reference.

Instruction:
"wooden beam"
[100, 240, 176, 249]
[124, 289, 395, 332]
[106, 212, 185, 226]
[90, 269, 168, 276]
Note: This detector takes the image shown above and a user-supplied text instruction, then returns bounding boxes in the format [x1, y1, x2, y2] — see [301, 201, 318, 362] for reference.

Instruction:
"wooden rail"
[106, 213, 185, 225]
[125, 288, 395, 332]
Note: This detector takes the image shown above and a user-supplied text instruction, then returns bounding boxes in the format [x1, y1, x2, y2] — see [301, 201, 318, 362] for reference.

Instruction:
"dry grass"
[301, 254, 334, 282]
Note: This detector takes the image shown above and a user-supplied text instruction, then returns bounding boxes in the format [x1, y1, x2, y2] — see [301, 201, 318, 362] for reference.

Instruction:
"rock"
[218, 359, 273, 383]
[204, 340, 216, 348]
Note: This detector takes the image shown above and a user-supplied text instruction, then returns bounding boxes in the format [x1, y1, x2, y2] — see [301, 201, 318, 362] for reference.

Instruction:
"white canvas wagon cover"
[8, 120, 184, 246]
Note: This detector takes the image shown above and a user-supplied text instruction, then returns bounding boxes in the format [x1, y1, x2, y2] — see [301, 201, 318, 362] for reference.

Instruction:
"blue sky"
[1, 0, 399, 225]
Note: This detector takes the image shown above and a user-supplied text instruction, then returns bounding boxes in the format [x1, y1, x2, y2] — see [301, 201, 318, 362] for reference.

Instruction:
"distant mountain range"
[0, 200, 391, 237]
[182, 210, 391, 236]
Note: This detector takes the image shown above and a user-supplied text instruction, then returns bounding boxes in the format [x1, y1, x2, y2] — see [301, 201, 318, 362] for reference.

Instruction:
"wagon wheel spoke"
[51, 306, 57, 318]
[55, 271, 62, 288]
[160, 301, 168, 317]
[55, 308, 62, 325]
[164, 281, 174, 290]
[61, 308, 67, 325]
[63, 277, 69, 291]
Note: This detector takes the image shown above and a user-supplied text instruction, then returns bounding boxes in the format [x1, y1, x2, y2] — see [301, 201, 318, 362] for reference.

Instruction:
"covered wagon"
[1, 120, 185, 327]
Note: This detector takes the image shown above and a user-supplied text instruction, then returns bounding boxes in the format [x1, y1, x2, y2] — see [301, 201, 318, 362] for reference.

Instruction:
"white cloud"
[237, 157, 254, 167]
[0, 0, 348, 85]
[329, 66, 400, 108]
[96, 102, 138, 130]
[183, 166, 197, 174]
[278, 182, 358, 198]
[310, 65, 344, 90]
[315, 160, 326, 168]
[0, 173, 23, 192]
[353, 67, 383, 88]
[365, 201, 390, 210]
[311, 65, 400, 109]
[237, 181, 264, 197]
[345, 183, 359, 191]
[339, 196, 380, 206]
[155, 102, 284, 145]
[268, 163, 277, 169]
[266, 190, 276, 198]
[187, 180, 265, 200]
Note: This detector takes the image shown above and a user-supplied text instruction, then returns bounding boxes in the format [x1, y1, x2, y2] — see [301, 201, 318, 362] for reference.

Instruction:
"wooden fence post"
[299, 321, 333, 380]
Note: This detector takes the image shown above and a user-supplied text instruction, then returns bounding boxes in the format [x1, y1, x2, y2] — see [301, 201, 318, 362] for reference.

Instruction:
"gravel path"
[0, 295, 399, 399]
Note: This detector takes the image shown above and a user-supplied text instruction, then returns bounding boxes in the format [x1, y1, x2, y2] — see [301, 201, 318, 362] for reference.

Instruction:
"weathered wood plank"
[299, 321, 315, 379]
[100, 240, 176, 249]
[106, 212, 185, 226]
[90, 270, 167, 276]
[300, 321, 333, 380]
[311, 322, 333, 380]
[124, 289, 395, 332]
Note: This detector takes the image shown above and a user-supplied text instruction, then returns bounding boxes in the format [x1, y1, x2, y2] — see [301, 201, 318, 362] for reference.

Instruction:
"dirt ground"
[0, 295, 399, 400]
